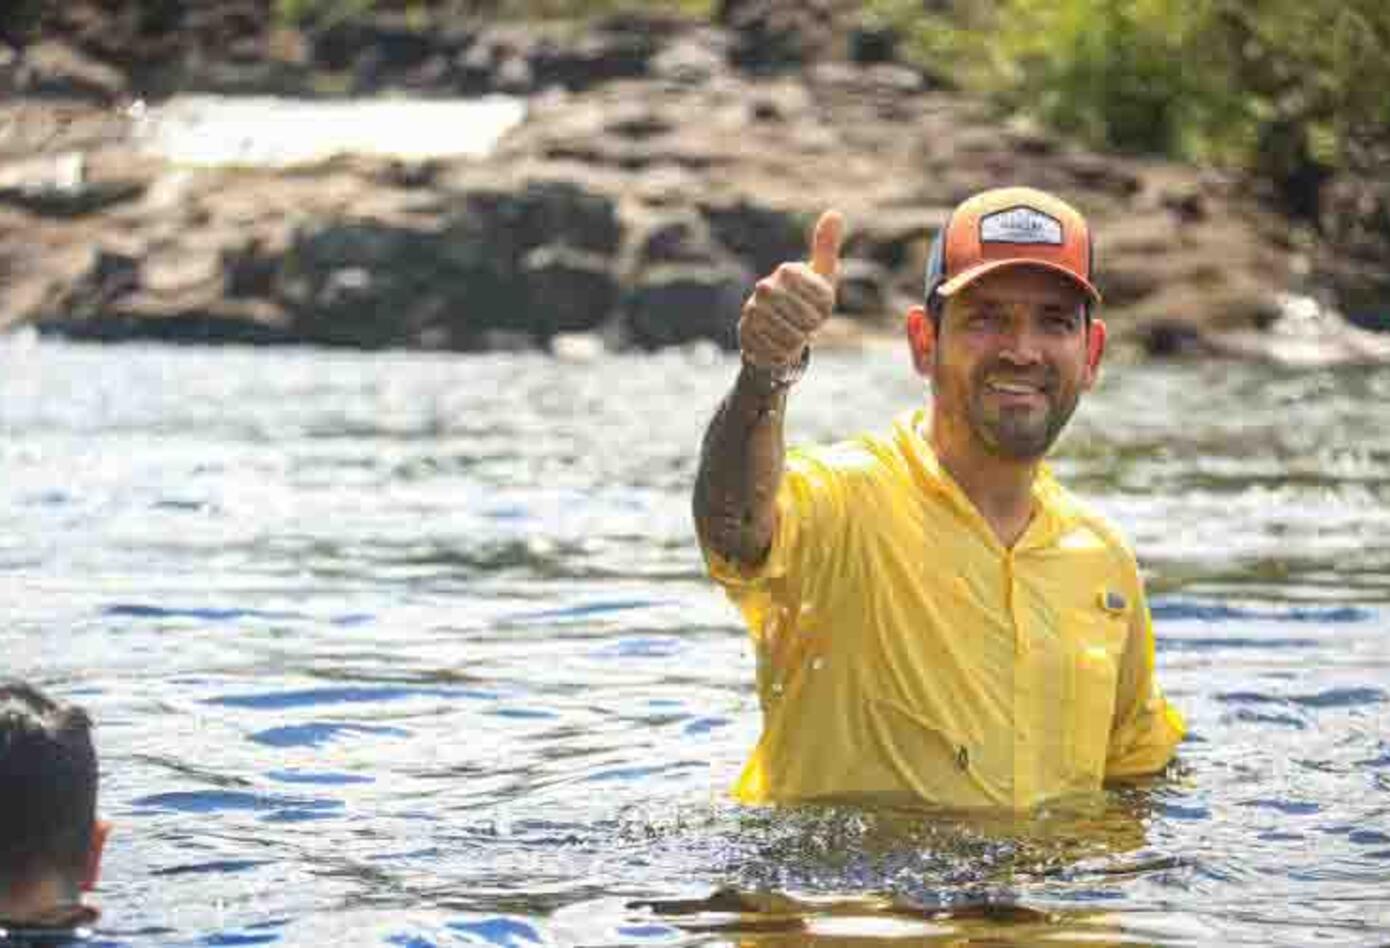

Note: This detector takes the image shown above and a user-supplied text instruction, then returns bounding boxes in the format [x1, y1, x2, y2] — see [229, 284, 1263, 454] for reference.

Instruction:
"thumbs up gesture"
[738, 210, 844, 375]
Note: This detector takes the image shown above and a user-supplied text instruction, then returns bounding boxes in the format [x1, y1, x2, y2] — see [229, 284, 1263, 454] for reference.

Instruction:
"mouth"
[984, 377, 1049, 403]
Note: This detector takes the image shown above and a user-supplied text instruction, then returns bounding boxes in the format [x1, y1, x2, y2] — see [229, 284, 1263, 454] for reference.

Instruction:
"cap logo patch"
[979, 206, 1063, 246]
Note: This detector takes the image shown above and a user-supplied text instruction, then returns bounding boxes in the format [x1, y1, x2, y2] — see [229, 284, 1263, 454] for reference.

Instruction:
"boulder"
[0, 152, 145, 216]
[521, 244, 619, 338]
[718, 0, 841, 71]
[36, 245, 138, 324]
[308, 16, 447, 77]
[836, 257, 891, 317]
[279, 221, 465, 348]
[700, 199, 807, 280]
[631, 210, 724, 267]
[464, 178, 622, 260]
[623, 262, 751, 350]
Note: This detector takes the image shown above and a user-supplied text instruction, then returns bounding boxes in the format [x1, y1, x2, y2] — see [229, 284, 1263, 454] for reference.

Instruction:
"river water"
[1, 337, 1387, 946]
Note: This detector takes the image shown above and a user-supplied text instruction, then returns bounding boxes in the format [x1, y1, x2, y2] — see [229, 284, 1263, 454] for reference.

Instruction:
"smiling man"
[693, 187, 1185, 808]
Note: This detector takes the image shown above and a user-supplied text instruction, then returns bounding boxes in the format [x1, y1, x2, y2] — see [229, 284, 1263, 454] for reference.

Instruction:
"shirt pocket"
[1063, 608, 1122, 785]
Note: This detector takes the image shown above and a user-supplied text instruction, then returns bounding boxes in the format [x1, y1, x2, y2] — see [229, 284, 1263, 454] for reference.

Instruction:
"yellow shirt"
[704, 410, 1185, 809]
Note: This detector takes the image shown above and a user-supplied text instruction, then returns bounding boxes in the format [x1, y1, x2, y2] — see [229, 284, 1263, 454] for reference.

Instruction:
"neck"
[0, 874, 92, 929]
[928, 410, 1039, 548]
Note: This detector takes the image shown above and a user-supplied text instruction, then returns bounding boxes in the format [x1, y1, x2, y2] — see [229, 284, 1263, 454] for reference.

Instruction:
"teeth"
[990, 381, 1040, 394]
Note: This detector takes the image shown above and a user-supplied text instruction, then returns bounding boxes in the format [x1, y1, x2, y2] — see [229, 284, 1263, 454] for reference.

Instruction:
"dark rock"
[47, 247, 141, 321]
[521, 245, 618, 338]
[43, 311, 295, 346]
[222, 239, 278, 299]
[845, 209, 945, 273]
[634, 212, 722, 267]
[701, 200, 807, 279]
[0, 178, 145, 217]
[527, 31, 656, 91]
[279, 222, 465, 349]
[308, 17, 448, 76]
[1316, 173, 1390, 317]
[1141, 319, 1206, 358]
[454, 42, 494, 93]
[836, 257, 891, 316]
[624, 262, 750, 350]
[718, 0, 838, 72]
[849, 22, 898, 65]
[466, 179, 622, 260]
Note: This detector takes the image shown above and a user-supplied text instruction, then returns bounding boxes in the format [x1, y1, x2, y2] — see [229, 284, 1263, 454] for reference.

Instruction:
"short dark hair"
[0, 683, 98, 888]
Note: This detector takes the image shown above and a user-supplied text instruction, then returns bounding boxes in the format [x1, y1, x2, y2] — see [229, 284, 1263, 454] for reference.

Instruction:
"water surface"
[2, 338, 1387, 945]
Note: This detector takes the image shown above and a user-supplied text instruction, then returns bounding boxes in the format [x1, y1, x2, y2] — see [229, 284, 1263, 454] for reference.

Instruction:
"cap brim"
[937, 259, 1102, 305]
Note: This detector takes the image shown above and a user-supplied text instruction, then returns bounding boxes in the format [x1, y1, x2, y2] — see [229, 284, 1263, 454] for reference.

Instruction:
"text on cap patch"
[980, 206, 1063, 245]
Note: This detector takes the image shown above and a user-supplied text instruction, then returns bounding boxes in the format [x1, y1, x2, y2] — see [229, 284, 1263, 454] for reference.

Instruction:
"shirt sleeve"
[1106, 581, 1186, 779]
[700, 445, 848, 645]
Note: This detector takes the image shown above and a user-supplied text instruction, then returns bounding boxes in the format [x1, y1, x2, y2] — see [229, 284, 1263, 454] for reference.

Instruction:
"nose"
[998, 321, 1043, 365]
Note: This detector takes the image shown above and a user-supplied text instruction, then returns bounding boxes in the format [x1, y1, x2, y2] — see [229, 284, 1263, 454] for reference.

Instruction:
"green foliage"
[275, 0, 379, 27]
[481, 0, 713, 17]
[868, 0, 1390, 180]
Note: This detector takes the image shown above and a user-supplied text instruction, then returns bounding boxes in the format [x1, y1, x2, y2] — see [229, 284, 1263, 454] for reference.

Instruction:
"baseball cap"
[925, 186, 1101, 312]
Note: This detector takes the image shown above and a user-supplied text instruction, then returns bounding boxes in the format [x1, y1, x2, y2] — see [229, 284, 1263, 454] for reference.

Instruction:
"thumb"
[809, 209, 845, 283]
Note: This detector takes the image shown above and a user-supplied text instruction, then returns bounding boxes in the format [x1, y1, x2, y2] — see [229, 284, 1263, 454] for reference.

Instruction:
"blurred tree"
[868, 0, 1390, 219]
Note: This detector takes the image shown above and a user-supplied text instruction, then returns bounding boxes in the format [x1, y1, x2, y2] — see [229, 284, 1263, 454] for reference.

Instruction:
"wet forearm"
[693, 365, 789, 567]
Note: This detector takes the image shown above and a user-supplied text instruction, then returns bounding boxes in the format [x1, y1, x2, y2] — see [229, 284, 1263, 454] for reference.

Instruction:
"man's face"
[930, 267, 1097, 461]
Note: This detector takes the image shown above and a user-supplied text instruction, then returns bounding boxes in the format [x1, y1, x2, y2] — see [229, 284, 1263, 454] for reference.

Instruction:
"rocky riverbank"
[3, 2, 1389, 364]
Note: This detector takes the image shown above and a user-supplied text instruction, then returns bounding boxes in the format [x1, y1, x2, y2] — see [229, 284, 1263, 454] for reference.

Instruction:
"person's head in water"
[0, 682, 107, 929]
[905, 187, 1107, 463]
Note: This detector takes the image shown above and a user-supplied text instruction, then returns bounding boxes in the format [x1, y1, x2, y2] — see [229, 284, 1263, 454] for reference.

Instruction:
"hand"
[738, 209, 844, 372]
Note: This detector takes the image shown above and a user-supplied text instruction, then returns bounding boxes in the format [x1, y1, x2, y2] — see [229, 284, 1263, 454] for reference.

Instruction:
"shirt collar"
[892, 409, 1075, 551]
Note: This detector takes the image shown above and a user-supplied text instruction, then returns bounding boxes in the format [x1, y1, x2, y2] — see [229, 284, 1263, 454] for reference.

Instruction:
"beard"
[964, 361, 1079, 460]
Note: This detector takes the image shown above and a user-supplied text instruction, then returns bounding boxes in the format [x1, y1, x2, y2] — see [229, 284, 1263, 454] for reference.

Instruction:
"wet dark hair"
[0, 683, 97, 888]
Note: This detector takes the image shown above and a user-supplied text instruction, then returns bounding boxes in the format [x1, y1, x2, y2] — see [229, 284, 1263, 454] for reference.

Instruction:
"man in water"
[693, 187, 1185, 808]
[0, 682, 109, 935]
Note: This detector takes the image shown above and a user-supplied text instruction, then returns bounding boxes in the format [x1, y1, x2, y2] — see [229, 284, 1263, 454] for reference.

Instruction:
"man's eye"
[1043, 313, 1079, 333]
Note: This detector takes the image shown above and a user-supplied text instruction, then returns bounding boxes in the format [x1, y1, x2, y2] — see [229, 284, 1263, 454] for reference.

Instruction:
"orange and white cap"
[925, 186, 1101, 311]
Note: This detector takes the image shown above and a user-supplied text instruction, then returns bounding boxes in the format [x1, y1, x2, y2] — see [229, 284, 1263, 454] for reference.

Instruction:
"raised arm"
[692, 210, 844, 568]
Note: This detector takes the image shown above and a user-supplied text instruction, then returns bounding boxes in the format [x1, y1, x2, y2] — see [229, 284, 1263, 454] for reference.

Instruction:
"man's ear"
[80, 821, 110, 892]
[905, 305, 936, 377]
[1084, 317, 1107, 388]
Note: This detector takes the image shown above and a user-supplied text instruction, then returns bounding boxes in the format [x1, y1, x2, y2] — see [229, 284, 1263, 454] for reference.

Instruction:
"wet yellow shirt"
[705, 410, 1185, 809]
